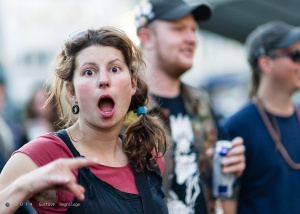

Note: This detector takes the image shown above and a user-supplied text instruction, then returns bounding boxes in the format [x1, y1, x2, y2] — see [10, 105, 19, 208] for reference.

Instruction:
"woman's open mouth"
[98, 95, 115, 118]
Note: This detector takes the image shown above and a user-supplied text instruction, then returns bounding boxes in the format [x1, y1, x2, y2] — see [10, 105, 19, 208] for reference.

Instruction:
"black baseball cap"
[134, 0, 212, 31]
[246, 20, 300, 67]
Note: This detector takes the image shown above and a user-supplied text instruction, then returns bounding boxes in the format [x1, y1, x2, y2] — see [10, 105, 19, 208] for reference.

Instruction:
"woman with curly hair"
[0, 26, 168, 214]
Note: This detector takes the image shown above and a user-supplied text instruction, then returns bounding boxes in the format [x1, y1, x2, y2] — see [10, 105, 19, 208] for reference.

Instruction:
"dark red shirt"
[13, 132, 164, 214]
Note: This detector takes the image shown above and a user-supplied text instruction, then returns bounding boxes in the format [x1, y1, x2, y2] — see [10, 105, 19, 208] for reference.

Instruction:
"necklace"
[254, 97, 300, 170]
[67, 128, 85, 143]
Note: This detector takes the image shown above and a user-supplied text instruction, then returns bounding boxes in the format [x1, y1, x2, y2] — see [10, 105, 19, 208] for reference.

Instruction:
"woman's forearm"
[0, 179, 31, 214]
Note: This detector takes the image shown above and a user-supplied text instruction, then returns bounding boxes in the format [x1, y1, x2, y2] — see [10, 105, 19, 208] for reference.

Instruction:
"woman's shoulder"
[154, 153, 165, 175]
[15, 132, 63, 153]
[13, 131, 73, 167]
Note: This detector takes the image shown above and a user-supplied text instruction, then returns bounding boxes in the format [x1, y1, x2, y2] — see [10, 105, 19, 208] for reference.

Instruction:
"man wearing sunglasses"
[222, 20, 300, 213]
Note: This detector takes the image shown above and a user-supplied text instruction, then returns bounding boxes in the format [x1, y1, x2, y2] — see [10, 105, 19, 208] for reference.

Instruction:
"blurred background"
[0, 0, 299, 213]
[0, 0, 300, 145]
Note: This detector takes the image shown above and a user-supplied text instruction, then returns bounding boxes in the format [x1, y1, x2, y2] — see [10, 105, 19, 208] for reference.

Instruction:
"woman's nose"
[98, 71, 110, 88]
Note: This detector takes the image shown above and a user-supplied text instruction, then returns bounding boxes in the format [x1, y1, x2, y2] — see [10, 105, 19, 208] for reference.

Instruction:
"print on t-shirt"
[167, 113, 201, 214]
[153, 94, 207, 214]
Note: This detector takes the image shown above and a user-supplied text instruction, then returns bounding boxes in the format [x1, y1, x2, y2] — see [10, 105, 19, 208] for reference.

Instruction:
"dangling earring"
[72, 103, 80, 114]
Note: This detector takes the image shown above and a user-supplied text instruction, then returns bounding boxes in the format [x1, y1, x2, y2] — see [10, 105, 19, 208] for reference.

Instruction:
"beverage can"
[213, 140, 235, 198]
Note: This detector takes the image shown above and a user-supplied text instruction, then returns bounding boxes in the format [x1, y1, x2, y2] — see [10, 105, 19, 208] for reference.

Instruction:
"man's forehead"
[155, 14, 198, 26]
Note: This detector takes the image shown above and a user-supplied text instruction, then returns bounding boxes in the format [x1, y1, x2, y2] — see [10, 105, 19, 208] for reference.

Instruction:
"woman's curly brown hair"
[45, 26, 168, 171]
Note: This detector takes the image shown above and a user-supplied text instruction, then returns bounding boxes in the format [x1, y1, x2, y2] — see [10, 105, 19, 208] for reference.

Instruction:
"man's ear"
[66, 82, 76, 102]
[138, 27, 154, 49]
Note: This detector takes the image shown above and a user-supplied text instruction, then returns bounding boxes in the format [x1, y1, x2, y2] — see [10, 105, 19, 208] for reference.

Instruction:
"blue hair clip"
[137, 106, 147, 116]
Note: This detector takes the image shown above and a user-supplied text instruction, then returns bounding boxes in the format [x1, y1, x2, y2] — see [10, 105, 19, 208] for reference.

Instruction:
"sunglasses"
[68, 27, 126, 40]
[268, 49, 300, 63]
[68, 28, 93, 40]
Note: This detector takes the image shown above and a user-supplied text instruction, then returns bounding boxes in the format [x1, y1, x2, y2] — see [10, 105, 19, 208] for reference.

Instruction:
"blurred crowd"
[0, 66, 59, 170]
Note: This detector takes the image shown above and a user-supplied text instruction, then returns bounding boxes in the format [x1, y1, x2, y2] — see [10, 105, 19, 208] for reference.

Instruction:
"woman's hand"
[0, 157, 97, 214]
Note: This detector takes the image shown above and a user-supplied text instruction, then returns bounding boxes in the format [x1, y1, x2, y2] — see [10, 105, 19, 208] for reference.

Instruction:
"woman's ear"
[258, 56, 272, 75]
[131, 75, 138, 96]
[66, 82, 76, 102]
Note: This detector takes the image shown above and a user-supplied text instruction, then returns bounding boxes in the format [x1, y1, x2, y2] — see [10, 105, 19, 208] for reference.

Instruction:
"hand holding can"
[213, 140, 235, 198]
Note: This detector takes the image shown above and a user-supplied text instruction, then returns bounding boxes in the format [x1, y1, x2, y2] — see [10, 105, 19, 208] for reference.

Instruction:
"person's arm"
[0, 157, 97, 214]
[221, 200, 237, 214]
[220, 137, 244, 214]
[0, 153, 39, 194]
[205, 137, 244, 214]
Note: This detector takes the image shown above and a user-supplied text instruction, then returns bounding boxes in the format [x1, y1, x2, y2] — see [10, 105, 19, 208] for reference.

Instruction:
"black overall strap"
[133, 169, 156, 214]
[55, 129, 81, 157]
[55, 130, 96, 200]
[120, 134, 156, 213]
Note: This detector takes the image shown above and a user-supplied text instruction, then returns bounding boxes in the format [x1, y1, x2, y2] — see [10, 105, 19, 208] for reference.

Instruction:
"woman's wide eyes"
[83, 66, 120, 75]
[111, 66, 120, 72]
[84, 69, 95, 76]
